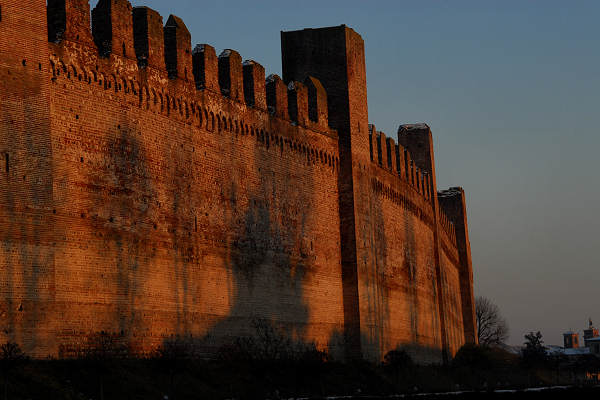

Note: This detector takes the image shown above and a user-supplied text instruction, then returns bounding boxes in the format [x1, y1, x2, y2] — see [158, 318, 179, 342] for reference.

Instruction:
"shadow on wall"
[83, 113, 158, 347]
[0, 65, 54, 355]
[360, 179, 389, 361]
[188, 129, 341, 357]
[148, 119, 347, 359]
[72, 112, 442, 362]
[402, 204, 444, 365]
[52, 82, 347, 358]
[359, 174, 442, 363]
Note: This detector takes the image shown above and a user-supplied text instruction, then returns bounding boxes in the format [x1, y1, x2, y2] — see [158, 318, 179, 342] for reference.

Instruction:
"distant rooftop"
[564, 348, 591, 356]
[547, 345, 590, 356]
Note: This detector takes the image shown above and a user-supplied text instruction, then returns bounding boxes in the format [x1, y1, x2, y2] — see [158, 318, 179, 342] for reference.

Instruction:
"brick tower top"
[563, 331, 580, 349]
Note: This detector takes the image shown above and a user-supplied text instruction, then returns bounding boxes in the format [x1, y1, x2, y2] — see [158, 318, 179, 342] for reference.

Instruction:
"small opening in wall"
[80, 157, 84, 163]
[22, 60, 26, 67]
[75, 114, 79, 120]
[53, 209, 56, 214]
[4, 153, 8, 174]
[109, 217, 114, 223]
[38, 63, 42, 71]
[122, 42, 126, 57]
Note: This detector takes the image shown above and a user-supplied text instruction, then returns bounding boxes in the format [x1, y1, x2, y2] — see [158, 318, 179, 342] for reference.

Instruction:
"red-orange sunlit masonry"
[0, 0, 475, 364]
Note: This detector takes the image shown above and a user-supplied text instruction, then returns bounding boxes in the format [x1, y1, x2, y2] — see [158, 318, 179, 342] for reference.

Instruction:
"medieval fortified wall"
[0, 0, 476, 363]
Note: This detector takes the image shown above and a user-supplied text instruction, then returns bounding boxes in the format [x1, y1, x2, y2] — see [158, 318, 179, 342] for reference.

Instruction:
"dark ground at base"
[0, 358, 597, 400]
[306, 387, 600, 399]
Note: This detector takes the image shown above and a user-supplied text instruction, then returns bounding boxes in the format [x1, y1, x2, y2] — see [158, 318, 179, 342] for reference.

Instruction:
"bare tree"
[0, 342, 27, 400]
[475, 296, 509, 346]
[79, 332, 129, 400]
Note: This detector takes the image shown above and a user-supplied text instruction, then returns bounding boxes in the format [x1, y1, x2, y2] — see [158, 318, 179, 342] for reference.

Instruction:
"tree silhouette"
[80, 332, 128, 400]
[522, 331, 547, 367]
[475, 296, 509, 346]
[0, 342, 27, 400]
[153, 338, 192, 400]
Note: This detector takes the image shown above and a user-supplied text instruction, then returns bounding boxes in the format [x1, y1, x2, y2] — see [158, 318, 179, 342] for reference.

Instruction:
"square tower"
[281, 25, 369, 156]
[563, 332, 579, 349]
[282, 25, 370, 361]
[584, 319, 599, 347]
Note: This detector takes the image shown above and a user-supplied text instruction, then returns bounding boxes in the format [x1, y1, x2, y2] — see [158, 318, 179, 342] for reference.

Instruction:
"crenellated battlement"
[266, 74, 288, 118]
[91, 0, 135, 59]
[242, 60, 267, 110]
[438, 207, 457, 246]
[192, 44, 219, 92]
[44, 0, 336, 138]
[164, 14, 193, 80]
[46, 49, 340, 174]
[48, 0, 94, 45]
[368, 124, 432, 202]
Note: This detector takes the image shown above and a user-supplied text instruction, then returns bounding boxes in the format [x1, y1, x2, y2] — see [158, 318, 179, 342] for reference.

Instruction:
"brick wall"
[0, 0, 57, 356]
[364, 166, 442, 363]
[46, 33, 344, 357]
[0, 1, 475, 361]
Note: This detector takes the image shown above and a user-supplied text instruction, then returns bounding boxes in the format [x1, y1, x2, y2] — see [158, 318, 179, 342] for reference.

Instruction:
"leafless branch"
[475, 296, 509, 346]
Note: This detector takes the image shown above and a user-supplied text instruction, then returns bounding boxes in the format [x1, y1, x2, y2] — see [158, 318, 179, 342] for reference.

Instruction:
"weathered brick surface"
[0, 2, 475, 362]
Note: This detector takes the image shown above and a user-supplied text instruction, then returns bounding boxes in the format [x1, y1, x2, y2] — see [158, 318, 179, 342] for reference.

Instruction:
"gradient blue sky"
[89, 0, 600, 346]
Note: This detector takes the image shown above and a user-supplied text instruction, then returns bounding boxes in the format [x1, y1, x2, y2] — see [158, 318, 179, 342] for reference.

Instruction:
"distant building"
[562, 319, 600, 356]
[588, 338, 600, 355]
[584, 319, 600, 347]
[564, 331, 580, 349]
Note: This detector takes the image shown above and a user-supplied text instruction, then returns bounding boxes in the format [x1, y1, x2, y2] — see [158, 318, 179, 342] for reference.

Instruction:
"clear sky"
[89, 0, 600, 346]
